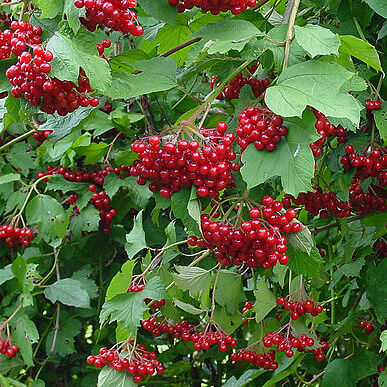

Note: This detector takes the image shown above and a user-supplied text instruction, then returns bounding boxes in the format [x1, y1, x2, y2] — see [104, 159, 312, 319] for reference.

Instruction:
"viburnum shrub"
[0, 0, 386, 386]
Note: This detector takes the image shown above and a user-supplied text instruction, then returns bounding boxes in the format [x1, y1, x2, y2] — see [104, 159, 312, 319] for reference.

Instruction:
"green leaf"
[378, 21, 387, 40]
[0, 173, 20, 185]
[173, 299, 205, 315]
[171, 187, 201, 235]
[339, 35, 382, 73]
[72, 266, 98, 299]
[379, 369, 387, 387]
[191, 20, 262, 42]
[215, 270, 244, 314]
[125, 210, 147, 259]
[0, 264, 14, 286]
[44, 278, 91, 308]
[109, 57, 177, 99]
[331, 259, 365, 288]
[374, 101, 387, 142]
[38, 106, 94, 143]
[172, 265, 212, 296]
[70, 206, 100, 237]
[362, 0, 387, 18]
[321, 359, 356, 387]
[265, 61, 361, 125]
[366, 258, 387, 323]
[12, 315, 39, 367]
[45, 317, 81, 357]
[287, 224, 315, 255]
[163, 221, 180, 264]
[252, 280, 277, 323]
[294, 25, 340, 58]
[122, 177, 153, 209]
[98, 365, 136, 387]
[240, 110, 320, 195]
[137, 0, 177, 25]
[34, 0, 63, 18]
[223, 370, 266, 387]
[350, 348, 379, 381]
[46, 31, 112, 93]
[381, 331, 387, 352]
[75, 142, 108, 164]
[100, 276, 166, 333]
[7, 143, 34, 176]
[287, 246, 323, 279]
[105, 260, 136, 301]
[63, 0, 83, 34]
[26, 195, 69, 241]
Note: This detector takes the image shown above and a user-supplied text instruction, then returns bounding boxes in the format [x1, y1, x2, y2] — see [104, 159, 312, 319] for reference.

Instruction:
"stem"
[39, 245, 63, 286]
[159, 38, 201, 58]
[327, 242, 335, 325]
[187, 61, 252, 123]
[353, 17, 367, 41]
[103, 132, 121, 165]
[0, 129, 36, 151]
[0, 1, 22, 6]
[310, 214, 364, 235]
[210, 265, 222, 321]
[3, 304, 22, 325]
[282, 0, 300, 71]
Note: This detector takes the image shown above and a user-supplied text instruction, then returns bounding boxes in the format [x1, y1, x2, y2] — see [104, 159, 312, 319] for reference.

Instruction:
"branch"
[0, 129, 37, 151]
[282, 0, 300, 71]
[159, 37, 201, 58]
[282, 0, 295, 24]
[310, 214, 365, 235]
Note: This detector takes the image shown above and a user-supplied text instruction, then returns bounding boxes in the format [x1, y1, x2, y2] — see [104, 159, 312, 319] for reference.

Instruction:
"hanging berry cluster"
[263, 330, 328, 362]
[0, 225, 34, 248]
[188, 196, 300, 269]
[276, 296, 323, 320]
[168, 0, 257, 15]
[210, 63, 270, 101]
[359, 320, 374, 334]
[236, 105, 288, 152]
[4, 21, 99, 115]
[282, 190, 351, 218]
[231, 349, 278, 370]
[130, 122, 239, 198]
[74, 0, 144, 36]
[32, 129, 53, 146]
[310, 108, 347, 157]
[87, 342, 165, 384]
[0, 339, 18, 359]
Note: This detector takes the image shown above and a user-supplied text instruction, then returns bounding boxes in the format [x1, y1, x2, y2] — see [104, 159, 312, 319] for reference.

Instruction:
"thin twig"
[0, 129, 37, 151]
[282, 0, 300, 71]
[310, 214, 365, 235]
[158, 37, 201, 58]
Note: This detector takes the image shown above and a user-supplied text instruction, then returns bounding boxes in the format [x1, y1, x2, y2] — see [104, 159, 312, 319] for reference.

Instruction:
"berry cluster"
[32, 129, 53, 146]
[168, 0, 256, 14]
[365, 99, 382, 110]
[87, 343, 165, 384]
[310, 109, 347, 157]
[210, 63, 270, 101]
[349, 179, 386, 214]
[127, 281, 166, 310]
[340, 145, 387, 187]
[263, 331, 328, 361]
[374, 239, 387, 259]
[236, 105, 288, 152]
[359, 321, 374, 334]
[74, 0, 144, 36]
[130, 122, 239, 198]
[89, 190, 117, 234]
[142, 318, 195, 338]
[282, 190, 351, 218]
[4, 21, 100, 115]
[0, 11, 11, 29]
[0, 224, 34, 247]
[231, 349, 278, 370]
[189, 196, 300, 269]
[241, 301, 254, 325]
[276, 297, 323, 320]
[0, 339, 18, 358]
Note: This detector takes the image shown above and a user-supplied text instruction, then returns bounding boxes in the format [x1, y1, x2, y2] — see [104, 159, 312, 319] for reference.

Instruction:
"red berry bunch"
[359, 321, 374, 334]
[86, 342, 165, 384]
[263, 331, 328, 361]
[340, 145, 387, 187]
[282, 190, 351, 218]
[74, 0, 144, 36]
[236, 105, 288, 152]
[168, 0, 257, 15]
[96, 39, 111, 60]
[231, 349, 278, 370]
[0, 339, 18, 358]
[142, 318, 195, 338]
[32, 129, 53, 146]
[0, 224, 34, 247]
[127, 279, 166, 310]
[349, 179, 387, 214]
[89, 190, 117, 234]
[210, 63, 270, 101]
[365, 99, 382, 110]
[188, 195, 300, 269]
[373, 239, 387, 259]
[130, 122, 239, 198]
[276, 296, 323, 320]
[310, 108, 346, 157]
[0, 11, 11, 29]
